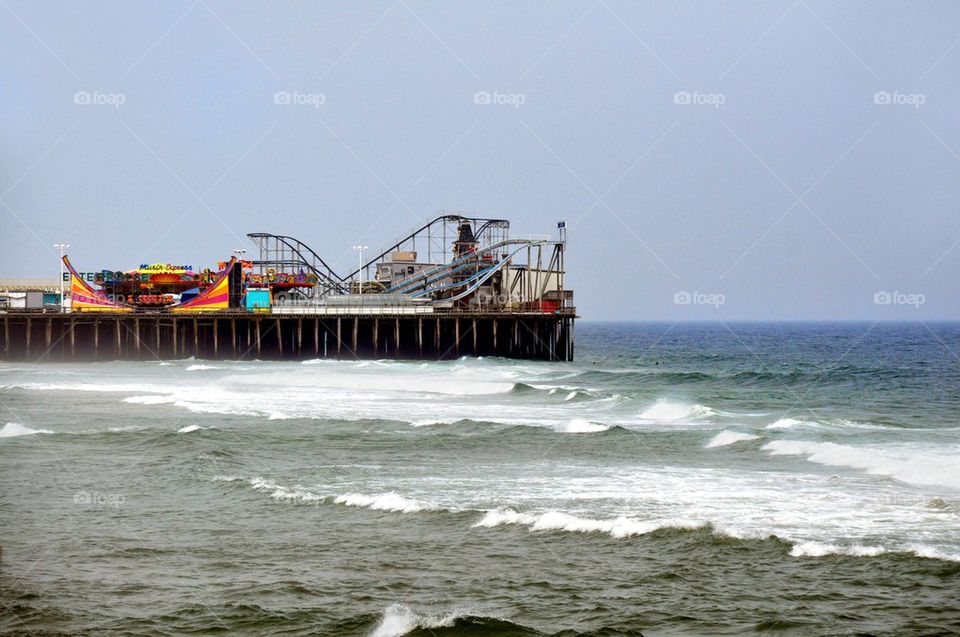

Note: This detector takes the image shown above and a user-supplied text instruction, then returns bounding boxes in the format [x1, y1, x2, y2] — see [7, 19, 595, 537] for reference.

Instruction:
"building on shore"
[0, 279, 62, 311]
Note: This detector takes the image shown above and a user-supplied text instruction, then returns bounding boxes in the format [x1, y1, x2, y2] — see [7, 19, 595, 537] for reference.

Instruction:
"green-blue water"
[2, 322, 959, 636]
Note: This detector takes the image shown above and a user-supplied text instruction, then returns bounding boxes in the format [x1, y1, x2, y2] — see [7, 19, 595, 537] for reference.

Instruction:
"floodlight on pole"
[53, 243, 70, 313]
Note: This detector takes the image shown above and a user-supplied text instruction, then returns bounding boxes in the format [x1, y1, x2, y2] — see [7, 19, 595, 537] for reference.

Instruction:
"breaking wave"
[333, 492, 438, 513]
[473, 508, 706, 539]
[763, 440, 960, 490]
[554, 419, 609, 433]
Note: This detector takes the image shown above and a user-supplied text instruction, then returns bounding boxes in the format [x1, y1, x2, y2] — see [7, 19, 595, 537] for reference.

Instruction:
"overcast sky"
[2, 1, 958, 319]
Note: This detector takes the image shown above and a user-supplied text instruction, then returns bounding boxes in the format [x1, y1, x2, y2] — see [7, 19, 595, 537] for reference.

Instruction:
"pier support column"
[472, 318, 477, 356]
[493, 319, 498, 355]
[45, 318, 52, 359]
[454, 318, 460, 357]
[3, 317, 8, 359]
[173, 319, 179, 358]
[352, 318, 358, 355]
[255, 319, 262, 357]
[231, 318, 237, 357]
[314, 319, 319, 357]
[394, 319, 400, 357]
[134, 318, 140, 358]
[114, 318, 121, 359]
[276, 318, 283, 355]
[373, 318, 378, 356]
[155, 320, 161, 355]
[297, 318, 302, 356]
[70, 317, 75, 357]
[25, 317, 31, 359]
[213, 318, 219, 359]
[417, 318, 423, 359]
[337, 317, 342, 357]
[193, 319, 199, 357]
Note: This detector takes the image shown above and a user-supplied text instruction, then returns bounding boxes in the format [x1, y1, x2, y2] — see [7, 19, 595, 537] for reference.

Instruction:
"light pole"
[233, 248, 246, 259]
[53, 243, 69, 313]
[352, 245, 368, 296]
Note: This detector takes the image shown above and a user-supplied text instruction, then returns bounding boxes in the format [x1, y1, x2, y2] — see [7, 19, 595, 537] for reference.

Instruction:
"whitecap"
[177, 424, 207, 433]
[0, 422, 53, 438]
[640, 400, 714, 421]
[555, 419, 609, 433]
[766, 418, 809, 429]
[370, 604, 477, 637]
[333, 492, 437, 513]
[473, 508, 705, 539]
[705, 430, 760, 448]
[790, 541, 886, 558]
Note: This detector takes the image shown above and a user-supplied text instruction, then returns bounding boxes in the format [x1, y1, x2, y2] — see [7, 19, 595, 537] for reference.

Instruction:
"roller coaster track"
[343, 214, 510, 280]
[246, 233, 348, 296]
[248, 216, 526, 302]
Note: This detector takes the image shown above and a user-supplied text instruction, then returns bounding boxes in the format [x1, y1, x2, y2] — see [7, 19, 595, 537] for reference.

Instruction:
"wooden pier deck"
[0, 311, 575, 362]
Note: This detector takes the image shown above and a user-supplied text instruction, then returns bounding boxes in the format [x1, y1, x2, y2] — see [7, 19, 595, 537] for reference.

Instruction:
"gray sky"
[2, 1, 958, 320]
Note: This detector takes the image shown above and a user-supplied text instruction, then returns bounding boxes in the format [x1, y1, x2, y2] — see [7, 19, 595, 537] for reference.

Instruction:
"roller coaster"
[247, 214, 568, 310]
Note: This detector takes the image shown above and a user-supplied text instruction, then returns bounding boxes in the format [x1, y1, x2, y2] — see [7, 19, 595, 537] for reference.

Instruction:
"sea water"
[1, 322, 958, 635]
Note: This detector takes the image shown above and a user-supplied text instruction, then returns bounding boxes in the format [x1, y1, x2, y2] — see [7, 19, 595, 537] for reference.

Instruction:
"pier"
[2, 215, 576, 362]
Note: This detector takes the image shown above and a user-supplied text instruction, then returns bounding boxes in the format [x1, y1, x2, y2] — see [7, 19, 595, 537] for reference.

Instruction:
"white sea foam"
[177, 424, 208, 433]
[640, 400, 714, 421]
[185, 364, 219, 371]
[334, 492, 437, 513]
[790, 541, 887, 558]
[706, 430, 760, 448]
[473, 508, 705, 539]
[0, 422, 53, 438]
[763, 440, 960, 490]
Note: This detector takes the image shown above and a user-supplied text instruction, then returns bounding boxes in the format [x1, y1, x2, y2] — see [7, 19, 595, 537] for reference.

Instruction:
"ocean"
[1, 321, 958, 636]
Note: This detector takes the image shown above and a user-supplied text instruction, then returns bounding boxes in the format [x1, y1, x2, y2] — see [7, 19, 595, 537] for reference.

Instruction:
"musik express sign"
[63, 264, 195, 282]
